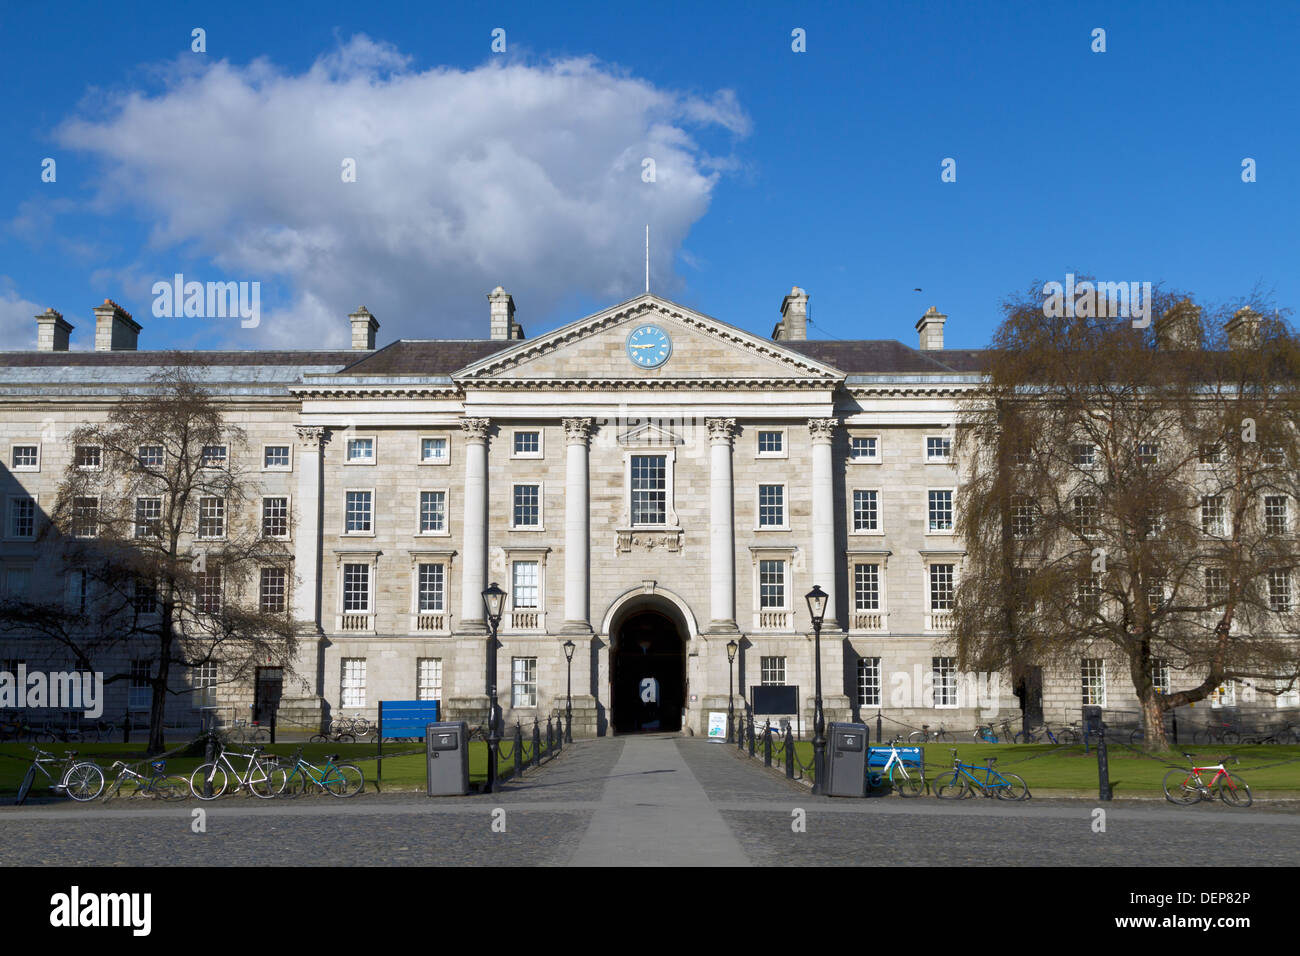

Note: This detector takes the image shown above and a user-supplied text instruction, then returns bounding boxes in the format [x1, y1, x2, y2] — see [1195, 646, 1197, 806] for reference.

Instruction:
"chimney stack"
[488, 287, 524, 340]
[1154, 299, 1202, 351]
[916, 306, 946, 351]
[36, 308, 73, 352]
[1224, 307, 1261, 350]
[773, 286, 808, 341]
[349, 306, 379, 350]
[93, 299, 141, 351]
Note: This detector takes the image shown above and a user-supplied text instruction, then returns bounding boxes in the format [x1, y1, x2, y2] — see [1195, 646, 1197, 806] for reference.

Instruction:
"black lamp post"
[726, 639, 739, 743]
[481, 582, 506, 794]
[806, 585, 828, 795]
[562, 639, 575, 743]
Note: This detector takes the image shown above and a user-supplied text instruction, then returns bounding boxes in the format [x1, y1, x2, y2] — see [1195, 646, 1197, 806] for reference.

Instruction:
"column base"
[704, 620, 741, 636]
[559, 621, 594, 636]
[457, 620, 489, 636]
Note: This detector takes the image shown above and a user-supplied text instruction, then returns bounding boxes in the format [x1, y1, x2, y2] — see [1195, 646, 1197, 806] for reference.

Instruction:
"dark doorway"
[612, 611, 685, 733]
[253, 667, 283, 723]
[1018, 667, 1044, 729]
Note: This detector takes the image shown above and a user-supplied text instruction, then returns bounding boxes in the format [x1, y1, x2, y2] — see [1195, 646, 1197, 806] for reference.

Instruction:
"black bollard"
[1096, 725, 1113, 801]
[784, 725, 795, 778]
[763, 721, 772, 767]
[514, 722, 523, 778]
[532, 719, 541, 768]
[122, 713, 131, 744]
[202, 732, 216, 799]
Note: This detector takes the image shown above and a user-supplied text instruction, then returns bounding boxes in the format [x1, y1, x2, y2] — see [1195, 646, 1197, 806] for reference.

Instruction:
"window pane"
[512, 562, 539, 609]
[418, 564, 445, 612]
[513, 431, 540, 455]
[929, 564, 954, 610]
[262, 497, 289, 537]
[758, 485, 785, 527]
[758, 431, 783, 454]
[513, 485, 540, 527]
[341, 658, 366, 708]
[421, 437, 448, 463]
[345, 491, 372, 533]
[511, 657, 538, 707]
[343, 564, 370, 612]
[933, 657, 956, 706]
[417, 659, 443, 701]
[853, 490, 878, 531]
[760, 656, 786, 685]
[854, 564, 880, 610]
[420, 491, 446, 533]
[850, 436, 878, 460]
[630, 455, 667, 526]
[264, 445, 290, 468]
[759, 559, 785, 609]
[857, 657, 881, 707]
[928, 490, 953, 532]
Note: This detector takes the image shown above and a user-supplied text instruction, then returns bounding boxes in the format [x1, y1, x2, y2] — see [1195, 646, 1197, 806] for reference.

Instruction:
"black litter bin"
[824, 722, 869, 797]
[426, 721, 469, 796]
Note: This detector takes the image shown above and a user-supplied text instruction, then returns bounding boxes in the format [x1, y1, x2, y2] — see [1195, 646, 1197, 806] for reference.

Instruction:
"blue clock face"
[626, 324, 672, 369]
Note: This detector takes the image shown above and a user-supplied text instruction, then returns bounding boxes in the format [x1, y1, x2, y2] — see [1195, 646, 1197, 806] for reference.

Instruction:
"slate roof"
[328, 341, 508, 376]
[0, 350, 361, 368]
[783, 340, 991, 374]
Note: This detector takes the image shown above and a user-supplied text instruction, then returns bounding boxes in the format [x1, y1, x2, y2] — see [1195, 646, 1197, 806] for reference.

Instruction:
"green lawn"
[763, 741, 1300, 793]
[0, 739, 558, 797]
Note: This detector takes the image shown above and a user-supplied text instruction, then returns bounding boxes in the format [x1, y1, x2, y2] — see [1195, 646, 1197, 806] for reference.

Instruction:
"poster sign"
[707, 711, 728, 741]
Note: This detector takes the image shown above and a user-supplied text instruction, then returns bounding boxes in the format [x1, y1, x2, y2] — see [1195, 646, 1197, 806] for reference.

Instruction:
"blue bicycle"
[932, 749, 1029, 800]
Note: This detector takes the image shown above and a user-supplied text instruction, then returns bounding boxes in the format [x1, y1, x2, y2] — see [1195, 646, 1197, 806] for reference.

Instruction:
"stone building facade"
[2, 291, 1295, 736]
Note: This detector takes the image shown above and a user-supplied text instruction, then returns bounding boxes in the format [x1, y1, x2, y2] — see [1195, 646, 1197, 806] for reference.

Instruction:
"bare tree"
[953, 283, 1300, 749]
[3, 368, 296, 752]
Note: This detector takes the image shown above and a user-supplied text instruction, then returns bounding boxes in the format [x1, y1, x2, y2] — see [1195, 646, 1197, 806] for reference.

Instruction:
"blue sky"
[2, 1, 1296, 351]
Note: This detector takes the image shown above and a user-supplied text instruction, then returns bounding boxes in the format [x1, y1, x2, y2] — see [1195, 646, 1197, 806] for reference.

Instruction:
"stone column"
[809, 418, 838, 628]
[562, 418, 594, 633]
[460, 418, 490, 633]
[292, 426, 327, 628]
[706, 418, 738, 632]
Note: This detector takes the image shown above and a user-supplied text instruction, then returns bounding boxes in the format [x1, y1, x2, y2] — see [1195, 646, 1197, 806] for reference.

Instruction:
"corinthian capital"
[295, 425, 328, 450]
[563, 417, 595, 446]
[808, 418, 838, 444]
[706, 418, 737, 445]
[459, 418, 491, 442]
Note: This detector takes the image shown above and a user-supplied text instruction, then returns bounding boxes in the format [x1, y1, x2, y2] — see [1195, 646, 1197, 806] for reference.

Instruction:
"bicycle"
[1237, 723, 1299, 745]
[229, 720, 268, 745]
[998, 719, 1019, 742]
[329, 715, 370, 737]
[0, 713, 35, 741]
[1015, 722, 1071, 745]
[189, 743, 285, 800]
[932, 749, 1029, 800]
[309, 729, 356, 743]
[15, 747, 106, 805]
[907, 723, 952, 744]
[869, 737, 924, 797]
[973, 723, 999, 743]
[1193, 721, 1241, 745]
[102, 759, 190, 802]
[275, 748, 365, 797]
[1162, 753, 1252, 807]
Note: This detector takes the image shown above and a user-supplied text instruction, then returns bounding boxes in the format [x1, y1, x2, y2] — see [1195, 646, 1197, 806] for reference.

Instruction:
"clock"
[626, 324, 672, 369]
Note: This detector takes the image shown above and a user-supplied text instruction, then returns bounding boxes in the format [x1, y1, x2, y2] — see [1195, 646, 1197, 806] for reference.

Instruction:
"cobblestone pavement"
[1, 736, 1296, 866]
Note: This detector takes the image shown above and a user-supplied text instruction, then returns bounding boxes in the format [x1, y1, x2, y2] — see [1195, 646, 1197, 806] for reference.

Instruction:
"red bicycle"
[1162, 753, 1252, 807]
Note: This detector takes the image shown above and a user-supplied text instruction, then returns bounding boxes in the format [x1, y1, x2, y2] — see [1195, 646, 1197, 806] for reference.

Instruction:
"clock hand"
[630, 344, 660, 349]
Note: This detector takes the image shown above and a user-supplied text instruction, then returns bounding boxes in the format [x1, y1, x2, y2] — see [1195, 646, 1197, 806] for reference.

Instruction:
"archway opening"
[611, 609, 686, 734]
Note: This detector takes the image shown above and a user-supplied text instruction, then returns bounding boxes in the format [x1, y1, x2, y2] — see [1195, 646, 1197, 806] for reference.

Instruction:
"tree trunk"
[1139, 690, 1168, 752]
[148, 656, 168, 754]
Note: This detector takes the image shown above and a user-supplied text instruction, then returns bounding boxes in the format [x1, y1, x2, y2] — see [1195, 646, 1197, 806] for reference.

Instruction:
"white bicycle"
[871, 737, 925, 797]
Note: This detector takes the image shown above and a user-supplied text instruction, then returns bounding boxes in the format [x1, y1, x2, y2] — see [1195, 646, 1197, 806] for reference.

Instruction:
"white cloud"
[0, 281, 46, 349]
[51, 37, 748, 346]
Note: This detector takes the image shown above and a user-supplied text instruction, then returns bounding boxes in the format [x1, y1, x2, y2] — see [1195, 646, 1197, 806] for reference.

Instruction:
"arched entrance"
[610, 606, 688, 734]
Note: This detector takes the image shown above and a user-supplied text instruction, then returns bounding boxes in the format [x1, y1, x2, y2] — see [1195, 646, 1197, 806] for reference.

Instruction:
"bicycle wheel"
[15, 766, 37, 805]
[1059, 729, 1079, 745]
[335, 733, 355, 744]
[1129, 729, 1145, 745]
[994, 772, 1029, 801]
[1218, 772, 1252, 808]
[156, 775, 190, 801]
[249, 763, 285, 799]
[890, 765, 924, 797]
[932, 770, 969, 799]
[309, 733, 329, 743]
[190, 763, 228, 800]
[324, 763, 364, 797]
[63, 763, 105, 801]
[1162, 769, 1202, 805]
[1192, 729, 1210, 745]
[34, 730, 56, 744]
[1221, 730, 1241, 745]
[1014, 731, 1035, 744]
[351, 717, 370, 736]
[906, 731, 925, 744]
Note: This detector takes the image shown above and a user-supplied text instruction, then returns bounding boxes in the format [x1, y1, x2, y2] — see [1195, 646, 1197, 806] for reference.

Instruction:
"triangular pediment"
[454, 294, 844, 386]
[617, 421, 683, 446]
